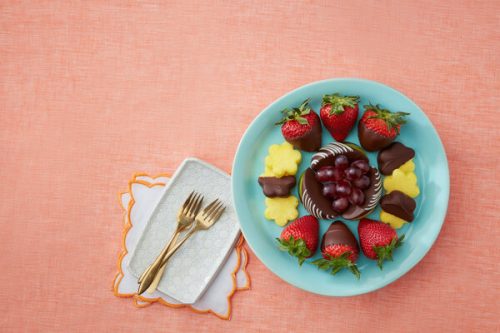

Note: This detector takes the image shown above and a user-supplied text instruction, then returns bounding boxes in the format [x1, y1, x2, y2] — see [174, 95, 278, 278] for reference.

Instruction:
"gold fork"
[142, 199, 226, 293]
[137, 191, 203, 294]
[138, 191, 202, 283]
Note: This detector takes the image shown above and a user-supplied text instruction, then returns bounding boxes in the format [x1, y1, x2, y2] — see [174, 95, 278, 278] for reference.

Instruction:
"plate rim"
[231, 77, 450, 296]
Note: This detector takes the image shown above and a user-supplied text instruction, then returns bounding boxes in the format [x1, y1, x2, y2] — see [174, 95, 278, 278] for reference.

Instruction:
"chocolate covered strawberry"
[320, 93, 360, 142]
[358, 218, 404, 269]
[277, 215, 319, 265]
[358, 104, 409, 151]
[312, 221, 360, 279]
[276, 99, 322, 152]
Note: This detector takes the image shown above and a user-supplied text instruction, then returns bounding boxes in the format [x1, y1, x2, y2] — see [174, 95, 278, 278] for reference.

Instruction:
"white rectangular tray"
[128, 158, 240, 304]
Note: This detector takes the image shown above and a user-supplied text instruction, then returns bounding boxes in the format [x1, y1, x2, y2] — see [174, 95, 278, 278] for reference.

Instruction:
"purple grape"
[334, 155, 349, 170]
[315, 166, 336, 183]
[332, 168, 344, 181]
[349, 188, 365, 206]
[345, 166, 362, 181]
[353, 175, 371, 189]
[332, 197, 349, 213]
[322, 182, 337, 199]
[335, 180, 352, 197]
[351, 160, 370, 174]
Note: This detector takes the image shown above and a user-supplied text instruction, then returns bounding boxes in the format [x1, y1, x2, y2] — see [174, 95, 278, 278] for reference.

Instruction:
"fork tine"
[186, 192, 201, 217]
[205, 199, 221, 217]
[183, 192, 198, 217]
[208, 204, 225, 224]
[183, 192, 194, 209]
[201, 199, 219, 216]
[181, 191, 195, 215]
[206, 201, 223, 219]
[212, 201, 224, 216]
[190, 193, 204, 217]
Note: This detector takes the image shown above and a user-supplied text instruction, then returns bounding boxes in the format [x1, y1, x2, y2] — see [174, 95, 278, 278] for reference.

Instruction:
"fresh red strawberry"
[358, 218, 405, 269]
[358, 104, 410, 151]
[276, 99, 322, 152]
[319, 93, 360, 142]
[312, 221, 360, 279]
[277, 215, 319, 265]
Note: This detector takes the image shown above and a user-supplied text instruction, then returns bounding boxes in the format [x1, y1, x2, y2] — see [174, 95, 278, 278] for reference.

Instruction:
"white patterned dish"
[128, 158, 240, 304]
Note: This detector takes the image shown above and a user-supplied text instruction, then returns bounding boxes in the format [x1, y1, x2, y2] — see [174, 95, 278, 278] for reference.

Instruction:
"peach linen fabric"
[0, 1, 499, 332]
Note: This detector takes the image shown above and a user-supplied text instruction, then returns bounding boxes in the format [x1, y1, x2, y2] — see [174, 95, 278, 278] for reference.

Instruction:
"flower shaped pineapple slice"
[380, 210, 408, 229]
[264, 196, 299, 226]
[383, 169, 420, 198]
[264, 142, 301, 178]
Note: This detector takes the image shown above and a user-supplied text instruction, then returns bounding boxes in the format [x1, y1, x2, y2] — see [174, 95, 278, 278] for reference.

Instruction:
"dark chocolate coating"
[258, 176, 296, 198]
[302, 142, 383, 221]
[381, 190, 416, 222]
[285, 116, 322, 152]
[300, 166, 382, 221]
[321, 221, 359, 253]
[377, 142, 415, 175]
[300, 168, 338, 220]
[358, 122, 395, 152]
[310, 142, 368, 171]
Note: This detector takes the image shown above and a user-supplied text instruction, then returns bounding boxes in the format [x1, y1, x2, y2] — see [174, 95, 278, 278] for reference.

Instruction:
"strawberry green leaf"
[312, 252, 360, 279]
[322, 93, 360, 116]
[298, 98, 312, 112]
[349, 266, 361, 279]
[276, 236, 311, 266]
[275, 98, 313, 126]
[373, 234, 405, 270]
[296, 116, 308, 125]
[364, 103, 410, 133]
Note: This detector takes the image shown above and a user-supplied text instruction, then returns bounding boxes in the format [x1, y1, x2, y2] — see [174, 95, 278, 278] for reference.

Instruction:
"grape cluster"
[314, 155, 371, 213]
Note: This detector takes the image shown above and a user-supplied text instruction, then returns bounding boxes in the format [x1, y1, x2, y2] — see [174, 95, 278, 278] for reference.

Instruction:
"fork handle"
[138, 228, 181, 284]
[137, 230, 180, 295]
[143, 226, 198, 293]
[145, 260, 168, 293]
[144, 231, 182, 292]
[160, 226, 197, 266]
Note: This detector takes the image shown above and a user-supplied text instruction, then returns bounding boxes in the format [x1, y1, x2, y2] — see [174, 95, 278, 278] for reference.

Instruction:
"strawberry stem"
[322, 93, 359, 115]
[312, 252, 360, 279]
[276, 236, 311, 266]
[373, 234, 405, 270]
[275, 98, 312, 126]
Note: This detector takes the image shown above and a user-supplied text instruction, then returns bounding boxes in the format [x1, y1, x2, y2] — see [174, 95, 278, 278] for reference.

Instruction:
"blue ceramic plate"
[232, 78, 449, 296]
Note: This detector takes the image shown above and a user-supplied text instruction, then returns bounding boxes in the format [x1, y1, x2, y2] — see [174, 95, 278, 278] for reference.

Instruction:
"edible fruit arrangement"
[258, 92, 420, 279]
[319, 157, 370, 211]
[300, 142, 382, 221]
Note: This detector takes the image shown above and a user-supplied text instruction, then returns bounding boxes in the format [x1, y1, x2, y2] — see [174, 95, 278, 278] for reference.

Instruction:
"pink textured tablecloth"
[1, 1, 499, 332]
